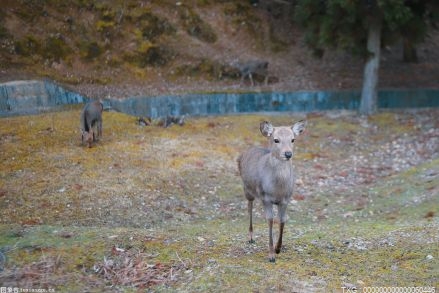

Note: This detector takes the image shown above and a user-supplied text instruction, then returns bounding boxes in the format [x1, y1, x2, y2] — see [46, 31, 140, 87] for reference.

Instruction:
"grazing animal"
[234, 60, 269, 86]
[80, 100, 103, 148]
[237, 120, 306, 262]
[138, 116, 152, 126]
[158, 115, 186, 128]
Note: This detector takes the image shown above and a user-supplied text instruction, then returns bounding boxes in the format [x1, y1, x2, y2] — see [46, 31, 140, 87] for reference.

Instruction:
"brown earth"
[0, 0, 438, 100]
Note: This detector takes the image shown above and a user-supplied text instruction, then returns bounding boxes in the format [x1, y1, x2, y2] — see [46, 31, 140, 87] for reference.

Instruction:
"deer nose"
[285, 151, 292, 159]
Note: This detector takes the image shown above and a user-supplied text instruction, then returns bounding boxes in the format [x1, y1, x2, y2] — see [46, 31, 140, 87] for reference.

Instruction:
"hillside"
[1, 0, 439, 100]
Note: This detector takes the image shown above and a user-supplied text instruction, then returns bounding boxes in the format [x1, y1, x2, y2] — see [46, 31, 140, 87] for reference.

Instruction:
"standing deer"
[80, 99, 103, 148]
[237, 120, 306, 262]
[233, 60, 269, 86]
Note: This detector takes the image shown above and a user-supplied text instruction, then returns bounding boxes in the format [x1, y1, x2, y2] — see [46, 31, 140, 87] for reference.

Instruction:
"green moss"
[223, 2, 263, 39]
[178, 5, 217, 43]
[43, 35, 72, 62]
[14, 35, 41, 56]
[174, 59, 237, 81]
[95, 19, 115, 32]
[0, 23, 9, 39]
[124, 41, 173, 67]
[78, 40, 102, 60]
[136, 11, 176, 41]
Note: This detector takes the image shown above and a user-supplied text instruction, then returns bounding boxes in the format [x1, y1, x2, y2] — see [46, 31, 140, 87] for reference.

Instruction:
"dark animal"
[138, 117, 152, 126]
[235, 60, 269, 86]
[80, 100, 103, 148]
[158, 115, 186, 128]
[238, 120, 306, 262]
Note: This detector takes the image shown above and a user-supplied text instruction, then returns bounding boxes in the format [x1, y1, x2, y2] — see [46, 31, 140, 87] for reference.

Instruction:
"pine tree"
[295, 0, 438, 115]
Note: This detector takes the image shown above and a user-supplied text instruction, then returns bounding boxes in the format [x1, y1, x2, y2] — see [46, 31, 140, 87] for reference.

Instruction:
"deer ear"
[260, 121, 274, 137]
[292, 120, 307, 136]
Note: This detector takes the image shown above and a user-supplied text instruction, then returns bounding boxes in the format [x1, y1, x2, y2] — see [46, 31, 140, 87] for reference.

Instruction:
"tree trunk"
[359, 18, 382, 115]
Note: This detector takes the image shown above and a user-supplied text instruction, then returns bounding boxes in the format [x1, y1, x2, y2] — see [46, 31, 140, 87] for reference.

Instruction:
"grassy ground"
[0, 108, 438, 292]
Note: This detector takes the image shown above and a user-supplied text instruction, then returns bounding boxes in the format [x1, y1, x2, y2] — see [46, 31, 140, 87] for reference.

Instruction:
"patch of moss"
[223, 2, 262, 36]
[78, 40, 103, 60]
[43, 35, 72, 62]
[174, 59, 239, 81]
[13, 35, 41, 57]
[178, 5, 217, 43]
[136, 11, 176, 41]
[0, 23, 9, 39]
[124, 41, 174, 67]
[95, 19, 115, 33]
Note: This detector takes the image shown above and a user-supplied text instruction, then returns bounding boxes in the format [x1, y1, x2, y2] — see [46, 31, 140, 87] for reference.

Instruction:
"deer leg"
[262, 200, 275, 262]
[268, 218, 275, 262]
[248, 200, 255, 244]
[275, 222, 285, 254]
[86, 122, 93, 147]
[97, 120, 102, 140]
[276, 203, 288, 254]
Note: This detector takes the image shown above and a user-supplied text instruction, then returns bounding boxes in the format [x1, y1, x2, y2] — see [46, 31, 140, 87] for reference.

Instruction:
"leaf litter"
[0, 108, 438, 291]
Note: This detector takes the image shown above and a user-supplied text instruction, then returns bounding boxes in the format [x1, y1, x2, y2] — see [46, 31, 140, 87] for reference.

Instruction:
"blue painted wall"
[1, 80, 438, 117]
[0, 80, 86, 116]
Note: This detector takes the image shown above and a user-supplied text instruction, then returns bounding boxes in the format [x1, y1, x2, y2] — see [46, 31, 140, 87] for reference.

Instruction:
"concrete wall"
[1, 80, 438, 118]
[0, 80, 86, 116]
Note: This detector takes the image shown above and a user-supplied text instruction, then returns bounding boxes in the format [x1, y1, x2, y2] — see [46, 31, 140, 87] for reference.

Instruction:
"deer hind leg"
[249, 73, 254, 86]
[98, 120, 102, 138]
[86, 122, 94, 147]
[97, 119, 102, 139]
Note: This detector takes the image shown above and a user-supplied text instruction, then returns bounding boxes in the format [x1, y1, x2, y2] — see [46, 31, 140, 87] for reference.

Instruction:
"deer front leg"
[275, 222, 285, 254]
[276, 203, 288, 254]
[263, 200, 275, 262]
[268, 218, 275, 262]
[248, 200, 255, 244]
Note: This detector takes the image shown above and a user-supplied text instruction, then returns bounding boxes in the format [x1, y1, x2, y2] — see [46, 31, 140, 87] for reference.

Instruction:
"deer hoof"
[275, 247, 281, 254]
[248, 239, 255, 244]
[269, 257, 276, 263]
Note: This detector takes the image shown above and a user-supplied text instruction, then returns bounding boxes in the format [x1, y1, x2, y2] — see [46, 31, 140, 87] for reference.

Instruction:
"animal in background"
[234, 60, 269, 86]
[80, 99, 103, 148]
[237, 120, 306, 262]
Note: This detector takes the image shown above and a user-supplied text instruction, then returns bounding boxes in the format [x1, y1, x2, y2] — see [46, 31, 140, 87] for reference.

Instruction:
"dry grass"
[0, 108, 438, 292]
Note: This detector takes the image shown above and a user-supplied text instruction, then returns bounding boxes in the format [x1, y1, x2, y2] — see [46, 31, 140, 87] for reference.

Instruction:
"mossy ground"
[0, 109, 438, 292]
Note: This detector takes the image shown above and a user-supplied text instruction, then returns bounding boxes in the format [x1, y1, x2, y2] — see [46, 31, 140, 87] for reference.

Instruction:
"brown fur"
[80, 100, 103, 148]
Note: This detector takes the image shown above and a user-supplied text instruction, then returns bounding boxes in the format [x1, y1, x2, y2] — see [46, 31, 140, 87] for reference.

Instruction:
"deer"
[232, 60, 269, 86]
[80, 99, 103, 148]
[237, 120, 306, 262]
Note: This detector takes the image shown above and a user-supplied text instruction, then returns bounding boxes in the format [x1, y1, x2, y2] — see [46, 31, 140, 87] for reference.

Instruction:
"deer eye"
[274, 139, 280, 143]
[291, 139, 295, 143]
